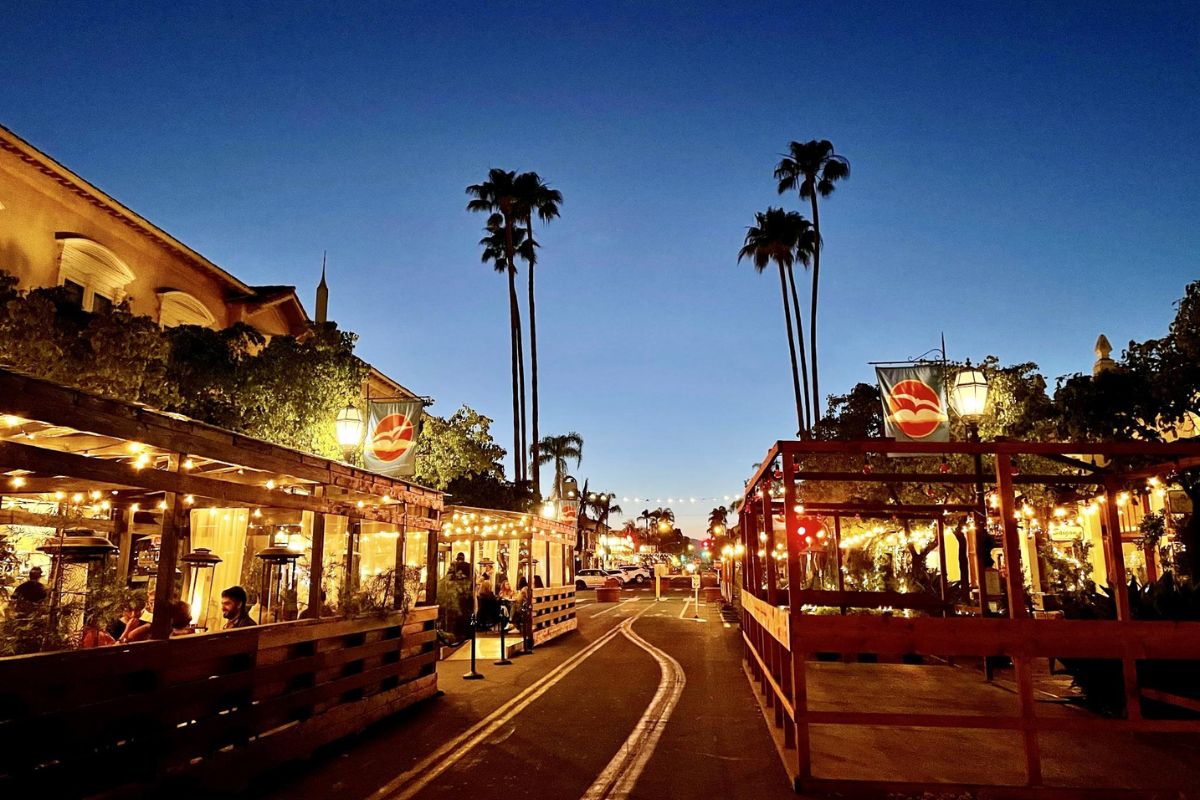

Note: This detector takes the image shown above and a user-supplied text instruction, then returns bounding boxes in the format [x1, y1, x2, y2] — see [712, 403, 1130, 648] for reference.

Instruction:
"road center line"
[579, 615, 687, 800]
[374, 603, 655, 800]
[589, 597, 639, 618]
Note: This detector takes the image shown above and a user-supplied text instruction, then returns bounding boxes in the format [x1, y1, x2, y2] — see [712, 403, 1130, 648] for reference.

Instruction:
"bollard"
[462, 613, 484, 680]
[495, 604, 513, 666]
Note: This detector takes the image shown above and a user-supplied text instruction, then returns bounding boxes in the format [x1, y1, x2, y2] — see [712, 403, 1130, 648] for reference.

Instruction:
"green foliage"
[413, 405, 507, 490]
[337, 567, 417, 619]
[0, 275, 178, 408]
[0, 270, 367, 459]
[1057, 573, 1200, 715]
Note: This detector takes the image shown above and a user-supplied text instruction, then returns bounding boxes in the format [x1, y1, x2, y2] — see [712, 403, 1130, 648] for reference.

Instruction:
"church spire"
[315, 251, 329, 324]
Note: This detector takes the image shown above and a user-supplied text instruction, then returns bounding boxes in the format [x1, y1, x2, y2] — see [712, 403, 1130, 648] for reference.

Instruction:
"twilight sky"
[2, 2, 1197, 534]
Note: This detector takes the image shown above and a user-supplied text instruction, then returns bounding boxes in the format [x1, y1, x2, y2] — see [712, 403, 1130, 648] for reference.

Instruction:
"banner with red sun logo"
[363, 400, 423, 477]
[876, 365, 949, 446]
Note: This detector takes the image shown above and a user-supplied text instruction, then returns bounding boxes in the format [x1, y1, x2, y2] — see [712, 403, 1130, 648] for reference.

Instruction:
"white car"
[575, 568, 621, 589]
[617, 565, 650, 584]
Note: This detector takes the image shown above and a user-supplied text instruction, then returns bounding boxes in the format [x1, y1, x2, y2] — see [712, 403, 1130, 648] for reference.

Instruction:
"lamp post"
[335, 404, 364, 464]
[950, 360, 991, 616]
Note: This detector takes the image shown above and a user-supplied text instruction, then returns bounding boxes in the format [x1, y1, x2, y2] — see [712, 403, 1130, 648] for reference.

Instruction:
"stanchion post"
[495, 605, 512, 666]
[463, 613, 483, 680]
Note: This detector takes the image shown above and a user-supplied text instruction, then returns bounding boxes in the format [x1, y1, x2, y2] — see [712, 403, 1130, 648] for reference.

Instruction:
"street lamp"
[950, 361, 989, 432]
[950, 360, 993, 617]
[335, 404, 364, 463]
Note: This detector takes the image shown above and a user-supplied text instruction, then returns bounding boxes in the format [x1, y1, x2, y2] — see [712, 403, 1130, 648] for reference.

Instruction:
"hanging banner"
[876, 365, 949, 447]
[363, 400, 423, 477]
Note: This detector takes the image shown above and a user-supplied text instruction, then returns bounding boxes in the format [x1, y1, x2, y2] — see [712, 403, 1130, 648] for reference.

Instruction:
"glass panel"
[91, 293, 113, 314]
[322, 515, 349, 611]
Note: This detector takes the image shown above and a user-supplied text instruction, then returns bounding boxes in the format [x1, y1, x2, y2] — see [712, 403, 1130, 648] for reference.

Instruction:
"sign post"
[691, 573, 701, 620]
[654, 562, 668, 602]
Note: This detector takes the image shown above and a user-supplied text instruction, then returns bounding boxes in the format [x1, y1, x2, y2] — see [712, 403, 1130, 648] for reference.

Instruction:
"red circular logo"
[370, 414, 416, 462]
[885, 379, 945, 439]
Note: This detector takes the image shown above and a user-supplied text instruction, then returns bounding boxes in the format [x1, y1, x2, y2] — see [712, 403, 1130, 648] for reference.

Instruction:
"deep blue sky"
[3, 3, 1197, 533]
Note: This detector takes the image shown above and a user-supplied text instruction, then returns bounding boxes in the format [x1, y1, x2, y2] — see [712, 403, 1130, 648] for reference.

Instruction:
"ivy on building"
[0, 271, 365, 460]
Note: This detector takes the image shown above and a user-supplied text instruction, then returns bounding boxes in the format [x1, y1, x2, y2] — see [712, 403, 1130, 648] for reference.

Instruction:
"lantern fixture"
[181, 547, 222, 631]
[335, 404, 364, 462]
[950, 360, 990, 427]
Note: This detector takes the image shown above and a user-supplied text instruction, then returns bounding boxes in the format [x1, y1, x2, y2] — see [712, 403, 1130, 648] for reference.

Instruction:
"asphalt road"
[249, 587, 797, 800]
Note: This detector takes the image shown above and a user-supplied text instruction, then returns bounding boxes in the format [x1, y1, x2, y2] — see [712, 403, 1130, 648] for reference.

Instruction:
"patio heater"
[255, 544, 301, 624]
[38, 528, 118, 632]
[950, 361, 992, 611]
[181, 547, 222, 631]
[335, 403, 364, 464]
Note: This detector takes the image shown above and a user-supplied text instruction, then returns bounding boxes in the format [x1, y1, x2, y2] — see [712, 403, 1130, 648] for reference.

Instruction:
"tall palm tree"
[467, 169, 527, 482]
[638, 508, 653, 533]
[536, 432, 583, 499]
[739, 208, 818, 435]
[775, 140, 850, 422]
[707, 505, 729, 531]
[514, 172, 562, 498]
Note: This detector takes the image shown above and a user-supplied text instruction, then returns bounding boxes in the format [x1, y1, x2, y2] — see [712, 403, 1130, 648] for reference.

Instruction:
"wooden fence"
[739, 438, 1200, 797]
[532, 586, 577, 646]
[0, 606, 439, 795]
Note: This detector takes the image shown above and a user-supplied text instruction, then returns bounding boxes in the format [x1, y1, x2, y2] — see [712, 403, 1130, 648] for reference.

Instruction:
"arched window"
[158, 290, 216, 328]
[56, 236, 135, 312]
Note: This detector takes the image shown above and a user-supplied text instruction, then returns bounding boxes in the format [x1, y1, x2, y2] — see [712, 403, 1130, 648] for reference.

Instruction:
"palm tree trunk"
[516, 294, 528, 485]
[527, 220, 541, 498]
[809, 195, 822, 422]
[785, 263, 813, 435]
[504, 218, 524, 483]
[776, 263, 805, 435]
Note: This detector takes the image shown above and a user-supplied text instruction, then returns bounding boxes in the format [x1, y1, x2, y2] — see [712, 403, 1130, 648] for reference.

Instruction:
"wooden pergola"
[0, 366, 445, 794]
[439, 505, 578, 645]
[737, 437, 1200, 797]
[0, 367, 442, 635]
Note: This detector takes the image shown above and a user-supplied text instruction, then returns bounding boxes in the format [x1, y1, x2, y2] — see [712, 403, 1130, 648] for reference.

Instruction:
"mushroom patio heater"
[181, 547, 222, 631]
[38, 528, 118, 629]
[255, 545, 301, 624]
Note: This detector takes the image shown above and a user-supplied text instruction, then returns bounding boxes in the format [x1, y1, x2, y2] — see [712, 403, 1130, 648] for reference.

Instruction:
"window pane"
[91, 293, 113, 314]
[62, 279, 84, 307]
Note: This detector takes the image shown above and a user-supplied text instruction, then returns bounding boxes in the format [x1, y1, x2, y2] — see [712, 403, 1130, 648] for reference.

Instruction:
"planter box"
[595, 586, 622, 603]
[700, 587, 722, 604]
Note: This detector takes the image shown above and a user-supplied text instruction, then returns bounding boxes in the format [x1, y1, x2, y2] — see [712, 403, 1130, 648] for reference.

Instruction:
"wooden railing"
[0, 606, 439, 795]
[532, 585, 577, 646]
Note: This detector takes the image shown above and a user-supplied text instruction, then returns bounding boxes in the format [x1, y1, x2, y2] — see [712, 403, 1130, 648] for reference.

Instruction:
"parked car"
[617, 565, 650, 584]
[603, 569, 628, 586]
[575, 568, 616, 589]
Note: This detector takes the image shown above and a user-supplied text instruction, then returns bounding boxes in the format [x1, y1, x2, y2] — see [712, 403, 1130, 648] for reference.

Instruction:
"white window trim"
[158, 290, 216, 328]
[56, 236, 135, 312]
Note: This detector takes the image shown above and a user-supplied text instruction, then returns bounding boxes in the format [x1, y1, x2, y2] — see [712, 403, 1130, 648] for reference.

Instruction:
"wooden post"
[308, 494, 326, 618]
[993, 455, 1028, 620]
[782, 451, 810, 783]
[150, 453, 184, 639]
[761, 480, 778, 605]
[545, 540, 552, 587]
[424, 528, 439, 606]
[936, 517, 949, 606]
[114, 502, 134, 584]
[1103, 477, 1142, 722]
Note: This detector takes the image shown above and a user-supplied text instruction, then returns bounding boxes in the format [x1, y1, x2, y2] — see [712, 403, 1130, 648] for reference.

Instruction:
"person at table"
[11, 566, 47, 603]
[169, 599, 194, 636]
[220, 585, 257, 629]
[496, 578, 516, 619]
[476, 574, 499, 629]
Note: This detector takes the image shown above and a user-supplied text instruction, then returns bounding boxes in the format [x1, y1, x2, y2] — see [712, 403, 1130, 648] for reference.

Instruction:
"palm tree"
[775, 140, 850, 422]
[536, 432, 583, 499]
[514, 172, 562, 498]
[707, 505, 729, 532]
[638, 508, 653, 533]
[467, 169, 527, 483]
[739, 208, 818, 435]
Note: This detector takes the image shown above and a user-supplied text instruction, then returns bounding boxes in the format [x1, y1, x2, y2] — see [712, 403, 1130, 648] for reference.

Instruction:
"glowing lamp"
[950, 362, 989, 424]
[335, 404, 364, 460]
